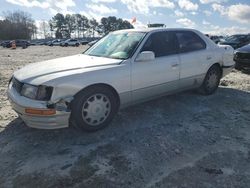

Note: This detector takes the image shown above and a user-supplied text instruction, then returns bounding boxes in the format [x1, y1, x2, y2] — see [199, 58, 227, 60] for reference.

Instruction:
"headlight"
[21, 84, 53, 101]
[21, 84, 38, 99]
[37, 85, 53, 100]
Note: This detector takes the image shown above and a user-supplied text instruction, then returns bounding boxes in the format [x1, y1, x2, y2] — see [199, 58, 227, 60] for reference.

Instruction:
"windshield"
[84, 32, 146, 60]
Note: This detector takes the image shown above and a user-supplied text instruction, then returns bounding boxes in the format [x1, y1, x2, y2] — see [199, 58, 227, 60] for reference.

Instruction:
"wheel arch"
[73, 83, 120, 108]
[198, 62, 222, 95]
[208, 62, 223, 78]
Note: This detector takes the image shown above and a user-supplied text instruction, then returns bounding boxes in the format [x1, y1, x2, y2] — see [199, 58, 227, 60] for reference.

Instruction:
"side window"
[141, 31, 177, 57]
[176, 31, 206, 53]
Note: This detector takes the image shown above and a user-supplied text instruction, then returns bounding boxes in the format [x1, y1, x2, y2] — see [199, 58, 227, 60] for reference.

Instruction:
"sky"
[0, 0, 250, 35]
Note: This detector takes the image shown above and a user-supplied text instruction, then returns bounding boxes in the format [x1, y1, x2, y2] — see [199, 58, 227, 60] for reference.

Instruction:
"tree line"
[0, 11, 36, 40]
[48, 13, 133, 39]
[0, 11, 134, 40]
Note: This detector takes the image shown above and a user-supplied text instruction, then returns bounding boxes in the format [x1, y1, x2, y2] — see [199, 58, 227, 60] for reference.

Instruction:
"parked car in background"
[29, 41, 37, 46]
[234, 44, 250, 70]
[47, 39, 63, 46]
[45, 40, 52, 46]
[61, 39, 80, 47]
[205, 34, 221, 44]
[1, 40, 11, 48]
[209, 35, 221, 44]
[219, 34, 250, 49]
[36, 41, 47, 45]
[218, 36, 225, 41]
[87, 39, 98, 47]
[7, 28, 235, 131]
[15, 40, 30, 48]
[80, 40, 89, 45]
[2, 40, 30, 48]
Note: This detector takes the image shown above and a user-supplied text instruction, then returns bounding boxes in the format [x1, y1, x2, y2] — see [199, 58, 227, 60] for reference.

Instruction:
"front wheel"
[198, 65, 221, 95]
[70, 87, 119, 131]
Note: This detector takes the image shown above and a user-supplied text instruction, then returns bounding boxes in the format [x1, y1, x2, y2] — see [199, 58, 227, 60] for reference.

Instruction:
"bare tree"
[89, 18, 98, 37]
[39, 21, 50, 39]
[0, 10, 37, 40]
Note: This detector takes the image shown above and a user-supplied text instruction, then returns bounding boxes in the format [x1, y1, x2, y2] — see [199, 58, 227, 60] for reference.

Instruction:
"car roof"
[113, 27, 201, 34]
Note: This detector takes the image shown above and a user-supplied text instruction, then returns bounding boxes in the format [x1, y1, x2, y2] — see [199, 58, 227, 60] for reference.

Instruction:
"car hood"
[14, 54, 122, 83]
[236, 44, 250, 52]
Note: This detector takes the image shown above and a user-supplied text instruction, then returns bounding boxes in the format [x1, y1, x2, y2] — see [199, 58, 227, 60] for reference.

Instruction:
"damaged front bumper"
[7, 84, 71, 129]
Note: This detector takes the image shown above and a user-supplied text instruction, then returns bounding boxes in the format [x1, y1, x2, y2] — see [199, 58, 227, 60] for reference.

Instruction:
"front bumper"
[234, 59, 250, 68]
[7, 84, 70, 129]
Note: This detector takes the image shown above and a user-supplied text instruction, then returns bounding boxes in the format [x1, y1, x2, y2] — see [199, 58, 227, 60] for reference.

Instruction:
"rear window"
[176, 31, 206, 53]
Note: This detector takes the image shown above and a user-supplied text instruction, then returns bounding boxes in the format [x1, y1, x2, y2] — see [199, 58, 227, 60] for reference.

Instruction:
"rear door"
[71, 39, 76, 45]
[175, 31, 212, 88]
[131, 31, 180, 102]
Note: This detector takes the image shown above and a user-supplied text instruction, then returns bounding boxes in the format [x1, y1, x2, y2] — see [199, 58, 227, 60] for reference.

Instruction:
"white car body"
[61, 39, 80, 47]
[7, 28, 235, 129]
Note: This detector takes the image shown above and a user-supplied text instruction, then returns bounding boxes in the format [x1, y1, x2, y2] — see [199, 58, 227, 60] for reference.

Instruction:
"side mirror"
[136, 51, 155, 62]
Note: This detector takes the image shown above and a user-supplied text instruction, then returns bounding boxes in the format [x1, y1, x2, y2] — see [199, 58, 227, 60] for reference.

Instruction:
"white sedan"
[61, 39, 80, 47]
[7, 28, 235, 131]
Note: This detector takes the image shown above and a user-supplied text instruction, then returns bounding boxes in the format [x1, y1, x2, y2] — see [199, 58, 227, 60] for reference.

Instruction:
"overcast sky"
[1, 0, 250, 35]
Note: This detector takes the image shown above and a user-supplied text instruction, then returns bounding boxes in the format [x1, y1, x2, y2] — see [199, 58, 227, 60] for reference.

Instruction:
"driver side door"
[131, 31, 180, 103]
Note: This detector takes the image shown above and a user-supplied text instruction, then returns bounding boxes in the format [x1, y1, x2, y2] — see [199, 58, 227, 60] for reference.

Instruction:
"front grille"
[12, 77, 23, 94]
[235, 52, 250, 60]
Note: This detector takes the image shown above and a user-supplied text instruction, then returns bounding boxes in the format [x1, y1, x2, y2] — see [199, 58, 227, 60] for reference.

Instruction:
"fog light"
[25, 108, 56, 115]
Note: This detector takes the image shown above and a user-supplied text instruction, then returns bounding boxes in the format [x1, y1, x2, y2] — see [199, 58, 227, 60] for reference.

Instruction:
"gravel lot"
[0, 46, 250, 188]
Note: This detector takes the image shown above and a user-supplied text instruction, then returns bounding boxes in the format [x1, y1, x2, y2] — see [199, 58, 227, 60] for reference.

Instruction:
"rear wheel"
[199, 65, 221, 95]
[70, 87, 119, 131]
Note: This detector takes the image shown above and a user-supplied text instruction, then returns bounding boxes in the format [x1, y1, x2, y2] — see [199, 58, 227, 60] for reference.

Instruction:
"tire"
[76, 43, 79, 47]
[65, 43, 68, 47]
[199, 65, 221, 95]
[70, 86, 119, 131]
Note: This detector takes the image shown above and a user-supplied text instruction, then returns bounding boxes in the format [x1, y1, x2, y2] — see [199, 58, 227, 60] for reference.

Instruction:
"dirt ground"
[0, 46, 250, 188]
